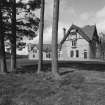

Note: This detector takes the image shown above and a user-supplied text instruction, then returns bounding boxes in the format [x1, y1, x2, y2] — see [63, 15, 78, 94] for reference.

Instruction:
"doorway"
[84, 51, 87, 59]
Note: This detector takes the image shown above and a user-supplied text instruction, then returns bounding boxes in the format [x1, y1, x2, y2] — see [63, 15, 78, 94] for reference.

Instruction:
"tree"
[0, 0, 7, 73]
[2, 0, 41, 72]
[10, 0, 16, 72]
[38, 0, 45, 73]
[52, 0, 60, 79]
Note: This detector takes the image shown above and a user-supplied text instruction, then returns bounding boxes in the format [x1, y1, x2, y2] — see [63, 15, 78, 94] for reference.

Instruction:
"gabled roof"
[31, 44, 51, 52]
[82, 25, 96, 40]
[39, 44, 52, 52]
[30, 44, 60, 52]
[60, 24, 98, 45]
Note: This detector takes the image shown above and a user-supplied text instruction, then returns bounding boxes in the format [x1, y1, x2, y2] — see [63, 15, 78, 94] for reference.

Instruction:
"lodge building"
[28, 24, 104, 60]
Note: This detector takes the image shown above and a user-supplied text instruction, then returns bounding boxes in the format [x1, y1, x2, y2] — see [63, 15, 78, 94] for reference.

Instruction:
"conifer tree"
[2, 0, 41, 72]
[0, 0, 7, 73]
[38, 0, 45, 73]
[52, 0, 60, 79]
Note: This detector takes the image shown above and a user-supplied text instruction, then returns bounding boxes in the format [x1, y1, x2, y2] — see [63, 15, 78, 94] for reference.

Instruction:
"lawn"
[6, 58, 105, 72]
[0, 69, 105, 105]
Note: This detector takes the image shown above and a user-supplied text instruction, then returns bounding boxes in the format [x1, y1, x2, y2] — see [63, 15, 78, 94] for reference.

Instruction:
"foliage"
[2, 0, 41, 49]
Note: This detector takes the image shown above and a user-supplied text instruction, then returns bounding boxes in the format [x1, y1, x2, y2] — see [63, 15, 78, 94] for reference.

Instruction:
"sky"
[26, 0, 105, 44]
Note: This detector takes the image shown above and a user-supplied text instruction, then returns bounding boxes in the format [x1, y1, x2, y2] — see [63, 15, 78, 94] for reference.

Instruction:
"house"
[28, 44, 62, 60]
[28, 24, 101, 61]
[59, 24, 100, 60]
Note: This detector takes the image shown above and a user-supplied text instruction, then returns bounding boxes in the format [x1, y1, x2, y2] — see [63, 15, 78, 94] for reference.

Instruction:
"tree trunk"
[0, 0, 7, 73]
[37, 0, 45, 73]
[52, 0, 60, 79]
[11, 0, 16, 72]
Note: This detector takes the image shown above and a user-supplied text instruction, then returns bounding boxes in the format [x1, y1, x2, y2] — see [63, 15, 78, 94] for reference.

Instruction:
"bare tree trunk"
[37, 0, 45, 73]
[52, 0, 60, 79]
[0, 0, 7, 73]
[11, 0, 16, 72]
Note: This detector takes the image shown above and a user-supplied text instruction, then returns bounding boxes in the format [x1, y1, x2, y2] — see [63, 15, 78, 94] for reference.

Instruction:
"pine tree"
[38, 0, 45, 73]
[10, 0, 16, 72]
[2, 0, 41, 72]
[52, 0, 60, 79]
[0, 0, 7, 73]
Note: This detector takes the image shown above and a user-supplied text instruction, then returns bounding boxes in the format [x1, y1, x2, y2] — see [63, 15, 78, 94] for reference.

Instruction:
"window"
[33, 54, 35, 58]
[70, 50, 74, 57]
[72, 40, 77, 47]
[46, 52, 51, 58]
[84, 50, 87, 59]
[76, 50, 79, 57]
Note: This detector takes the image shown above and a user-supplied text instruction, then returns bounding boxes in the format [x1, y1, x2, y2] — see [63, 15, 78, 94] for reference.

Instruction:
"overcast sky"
[28, 0, 105, 43]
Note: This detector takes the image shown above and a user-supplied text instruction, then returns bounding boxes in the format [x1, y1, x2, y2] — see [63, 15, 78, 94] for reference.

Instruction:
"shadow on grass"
[15, 64, 51, 74]
[7, 60, 105, 75]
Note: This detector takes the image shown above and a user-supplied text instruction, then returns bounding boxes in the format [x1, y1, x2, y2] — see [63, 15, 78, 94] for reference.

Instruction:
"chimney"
[63, 28, 66, 37]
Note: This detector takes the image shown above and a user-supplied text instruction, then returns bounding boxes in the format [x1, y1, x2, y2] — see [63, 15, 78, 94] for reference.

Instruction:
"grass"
[1, 58, 105, 104]
[0, 69, 105, 105]
[6, 58, 105, 73]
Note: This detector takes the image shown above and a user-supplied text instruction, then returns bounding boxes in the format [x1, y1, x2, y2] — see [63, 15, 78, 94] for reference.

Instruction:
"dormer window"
[72, 40, 77, 48]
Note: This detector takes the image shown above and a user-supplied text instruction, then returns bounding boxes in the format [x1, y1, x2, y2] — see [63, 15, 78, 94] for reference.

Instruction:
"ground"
[0, 68, 105, 105]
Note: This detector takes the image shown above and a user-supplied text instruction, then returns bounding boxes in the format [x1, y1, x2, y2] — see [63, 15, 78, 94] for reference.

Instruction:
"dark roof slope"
[82, 25, 96, 40]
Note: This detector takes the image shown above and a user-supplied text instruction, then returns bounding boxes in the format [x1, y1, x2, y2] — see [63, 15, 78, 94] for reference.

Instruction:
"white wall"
[28, 46, 52, 60]
[28, 47, 62, 60]
[28, 47, 39, 60]
[61, 33, 90, 60]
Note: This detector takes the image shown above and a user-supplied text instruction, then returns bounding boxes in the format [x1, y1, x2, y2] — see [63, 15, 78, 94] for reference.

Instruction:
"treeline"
[0, 0, 41, 73]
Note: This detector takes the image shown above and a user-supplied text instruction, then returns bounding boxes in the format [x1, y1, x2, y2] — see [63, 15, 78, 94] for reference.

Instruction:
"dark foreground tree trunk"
[37, 0, 45, 73]
[11, 0, 16, 72]
[52, 0, 60, 79]
[0, 0, 7, 73]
